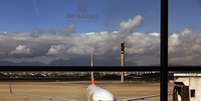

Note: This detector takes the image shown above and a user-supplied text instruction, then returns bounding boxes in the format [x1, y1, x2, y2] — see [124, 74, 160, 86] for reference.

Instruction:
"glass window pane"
[0, 0, 160, 66]
[169, 0, 201, 66]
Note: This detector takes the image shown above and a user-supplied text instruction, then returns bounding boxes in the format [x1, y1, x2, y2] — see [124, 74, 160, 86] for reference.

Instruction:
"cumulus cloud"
[0, 31, 160, 65]
[126, 32, 160, 54]
[0, 15, 160, 66]
[168, 28, 201, 65]
[47, 45, 66, 55]
[120, 15, 143, 33]
[11, 45, 31, 55]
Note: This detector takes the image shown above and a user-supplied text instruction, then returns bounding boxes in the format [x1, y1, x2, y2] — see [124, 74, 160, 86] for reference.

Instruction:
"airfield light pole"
[120, 42, 125, 83]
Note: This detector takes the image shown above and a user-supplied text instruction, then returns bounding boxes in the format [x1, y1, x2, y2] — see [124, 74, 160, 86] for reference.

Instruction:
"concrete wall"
[176, 77, 201, 101]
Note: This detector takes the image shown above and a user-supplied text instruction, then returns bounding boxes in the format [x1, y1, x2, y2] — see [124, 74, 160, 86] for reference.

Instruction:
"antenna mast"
[91, 52, 94, 67]
[91, 52, 95, 84]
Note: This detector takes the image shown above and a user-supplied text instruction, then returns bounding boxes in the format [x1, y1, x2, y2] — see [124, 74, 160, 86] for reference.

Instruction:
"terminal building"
[173, 73, 201, 101]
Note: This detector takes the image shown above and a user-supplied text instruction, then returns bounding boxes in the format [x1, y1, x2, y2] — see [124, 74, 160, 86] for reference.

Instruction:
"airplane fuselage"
[86, 84, 116, 101]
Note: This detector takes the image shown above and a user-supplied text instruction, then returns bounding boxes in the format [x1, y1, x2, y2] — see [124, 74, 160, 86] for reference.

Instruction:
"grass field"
[0, 81, 160, 101]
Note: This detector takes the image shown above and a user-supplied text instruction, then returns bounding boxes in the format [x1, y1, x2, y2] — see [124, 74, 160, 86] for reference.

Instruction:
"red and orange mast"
[91, 52, 96, 85]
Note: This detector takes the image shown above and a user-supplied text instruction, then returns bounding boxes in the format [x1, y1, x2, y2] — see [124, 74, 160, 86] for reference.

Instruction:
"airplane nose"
[93, 94, 114, 101]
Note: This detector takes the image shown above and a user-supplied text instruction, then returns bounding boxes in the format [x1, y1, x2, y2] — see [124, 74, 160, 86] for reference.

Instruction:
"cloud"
[0, 15, 160, 66]
[120, 15, 143, 33]
[168, 28, 201, 65]
[0, 31, 160, 65]
[47, 45, 66, 55]
[11, 45, 31, 55]
[126, 32, 160, 54]
[168, 33, 179, 53]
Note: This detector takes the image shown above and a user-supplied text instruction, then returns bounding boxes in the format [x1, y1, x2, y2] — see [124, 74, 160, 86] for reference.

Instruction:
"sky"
[0, 0, 160, 66]
[169, 0, 201, 65]
[0, 0, 160, 33]
[169, 0, 201, 32]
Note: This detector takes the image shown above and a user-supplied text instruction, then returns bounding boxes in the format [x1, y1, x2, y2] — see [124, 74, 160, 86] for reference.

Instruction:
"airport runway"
[0, 81, 160, 101]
